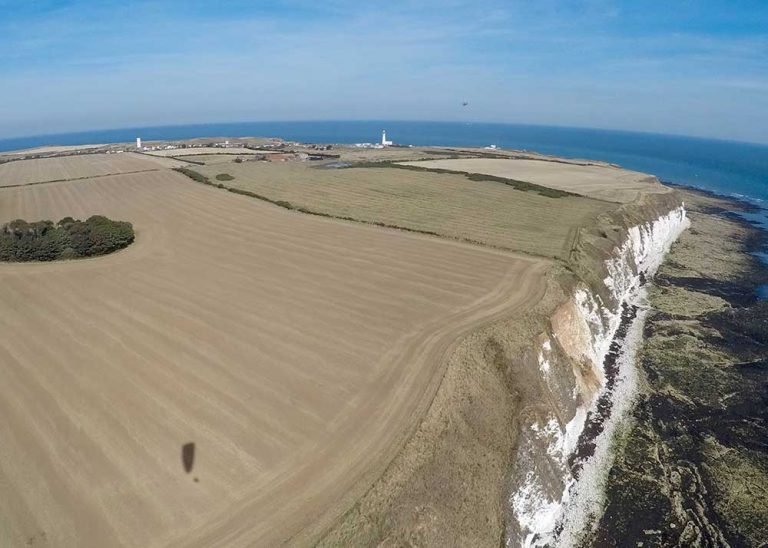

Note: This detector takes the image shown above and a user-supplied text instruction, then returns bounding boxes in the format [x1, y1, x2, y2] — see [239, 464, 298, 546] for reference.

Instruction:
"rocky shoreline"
[588, 187, 768, 547]
[312, 169, 763, 547]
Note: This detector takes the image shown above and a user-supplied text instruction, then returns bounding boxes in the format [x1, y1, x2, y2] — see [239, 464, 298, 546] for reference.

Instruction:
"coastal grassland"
[348, 161, 575, 198]
[189, 161, 613, 259]
[592, 189, 768, 547]
[0, 152, 185, 186]
[296, 145, 463, 163]
[399, 158, 670, 203]
[176, 154, 244, 165]
[318, 267, 569, 548]
[0, 169, 548, 548]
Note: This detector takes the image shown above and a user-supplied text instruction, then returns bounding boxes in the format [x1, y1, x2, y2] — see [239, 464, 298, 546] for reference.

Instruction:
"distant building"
[381, 130, 393, 146]
[136, 137, 142, 150]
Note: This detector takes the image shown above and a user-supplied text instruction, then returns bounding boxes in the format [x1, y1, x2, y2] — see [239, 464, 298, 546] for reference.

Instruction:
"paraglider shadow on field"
[182, 442, 195, 474]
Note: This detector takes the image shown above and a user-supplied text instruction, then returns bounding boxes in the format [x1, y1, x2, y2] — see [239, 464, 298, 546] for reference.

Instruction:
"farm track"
[0, 169, 548, 547]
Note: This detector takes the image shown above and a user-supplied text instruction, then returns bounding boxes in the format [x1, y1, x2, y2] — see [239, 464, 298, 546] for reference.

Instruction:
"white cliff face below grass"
[509, 206, 690, 548]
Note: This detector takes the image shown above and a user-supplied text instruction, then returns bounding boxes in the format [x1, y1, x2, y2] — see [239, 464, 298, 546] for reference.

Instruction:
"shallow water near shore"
[735, 213, 768, 299]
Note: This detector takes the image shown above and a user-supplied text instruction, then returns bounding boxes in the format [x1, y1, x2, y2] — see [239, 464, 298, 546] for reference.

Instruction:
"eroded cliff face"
[507, 203, 690, 547]
[318, 190, 691, 548]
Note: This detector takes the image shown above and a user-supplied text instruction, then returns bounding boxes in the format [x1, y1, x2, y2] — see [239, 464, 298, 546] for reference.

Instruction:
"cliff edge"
[318, 171, 689, 547]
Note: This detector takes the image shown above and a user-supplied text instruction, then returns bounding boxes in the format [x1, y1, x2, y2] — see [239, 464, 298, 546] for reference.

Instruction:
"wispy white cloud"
[0, 0, 767, 143]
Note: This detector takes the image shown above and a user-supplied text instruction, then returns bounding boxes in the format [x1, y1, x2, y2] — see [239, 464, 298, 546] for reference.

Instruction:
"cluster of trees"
[0, 216, 135, 262]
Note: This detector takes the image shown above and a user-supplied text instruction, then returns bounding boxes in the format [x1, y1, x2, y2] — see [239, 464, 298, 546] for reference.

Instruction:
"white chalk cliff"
[508, 206, 690, 547]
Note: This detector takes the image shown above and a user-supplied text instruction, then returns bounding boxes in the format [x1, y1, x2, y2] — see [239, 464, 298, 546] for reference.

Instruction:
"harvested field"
[0, 170, 547, 548]
[193, 162, 612, 259]
[0, 153, 184, 187]
[0, 144, 108, 156]
[400, 158, 670, 203]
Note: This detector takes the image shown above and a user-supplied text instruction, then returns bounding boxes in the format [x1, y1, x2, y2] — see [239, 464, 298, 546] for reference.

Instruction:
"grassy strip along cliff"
[314, 180, 689, 545]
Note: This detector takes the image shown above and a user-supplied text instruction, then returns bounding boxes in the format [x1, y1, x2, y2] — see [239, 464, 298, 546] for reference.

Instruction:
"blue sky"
[1, 0, 766, 143]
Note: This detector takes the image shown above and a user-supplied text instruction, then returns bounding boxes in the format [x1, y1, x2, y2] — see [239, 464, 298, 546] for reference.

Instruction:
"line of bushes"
[0, 216, 135, 262]
[175, 167, 212, 184]
[346, 161, 574, 198]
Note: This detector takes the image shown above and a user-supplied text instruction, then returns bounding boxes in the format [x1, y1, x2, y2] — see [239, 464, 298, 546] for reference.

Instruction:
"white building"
[136, 137, 142, 150]
[381, 130, 393, 146]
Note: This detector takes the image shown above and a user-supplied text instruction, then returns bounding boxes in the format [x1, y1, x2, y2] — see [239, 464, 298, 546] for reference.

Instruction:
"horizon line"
[1, 119, 767, 150]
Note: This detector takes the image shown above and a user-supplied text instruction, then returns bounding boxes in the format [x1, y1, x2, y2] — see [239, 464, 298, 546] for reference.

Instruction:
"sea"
[2, 120, 767, 281]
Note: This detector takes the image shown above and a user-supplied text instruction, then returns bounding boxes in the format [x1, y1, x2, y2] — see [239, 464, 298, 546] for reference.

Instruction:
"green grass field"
[192, 161, 613, 259]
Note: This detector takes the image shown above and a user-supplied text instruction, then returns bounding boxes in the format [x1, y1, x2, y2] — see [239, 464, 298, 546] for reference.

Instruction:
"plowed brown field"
[0, 170, 546, 547]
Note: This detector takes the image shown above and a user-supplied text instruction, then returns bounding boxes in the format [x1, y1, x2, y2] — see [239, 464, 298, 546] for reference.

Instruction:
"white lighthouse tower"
[136, 137, 142, 150]
[381, 130, 393, 146]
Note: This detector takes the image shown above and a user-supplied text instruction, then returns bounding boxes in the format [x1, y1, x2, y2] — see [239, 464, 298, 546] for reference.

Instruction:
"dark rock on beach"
[589, 188, 768, 547]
